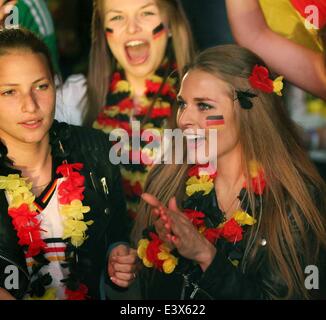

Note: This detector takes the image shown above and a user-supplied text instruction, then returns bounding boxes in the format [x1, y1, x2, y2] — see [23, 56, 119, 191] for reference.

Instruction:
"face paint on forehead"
[152, 22, 167, 40]
[206, 115, 225, 130]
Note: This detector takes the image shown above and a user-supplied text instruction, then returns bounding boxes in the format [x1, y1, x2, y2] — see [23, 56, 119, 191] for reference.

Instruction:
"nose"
[177, 105, 198, 130]
[126, 15, 142, 34]
[21, 91, 39, 113]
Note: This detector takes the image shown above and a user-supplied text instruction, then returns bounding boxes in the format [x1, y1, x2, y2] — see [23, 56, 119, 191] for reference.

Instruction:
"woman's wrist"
[196, 244, 217, 272]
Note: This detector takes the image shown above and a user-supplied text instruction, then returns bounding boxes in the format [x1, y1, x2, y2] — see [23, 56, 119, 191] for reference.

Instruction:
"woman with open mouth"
[132, 45, 326, 300]
[68, 0, 195, 220]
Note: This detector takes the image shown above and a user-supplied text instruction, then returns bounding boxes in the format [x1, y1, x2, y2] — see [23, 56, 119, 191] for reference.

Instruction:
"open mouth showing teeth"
[185, 135, 206, 142]
[125, 40, 150, 65]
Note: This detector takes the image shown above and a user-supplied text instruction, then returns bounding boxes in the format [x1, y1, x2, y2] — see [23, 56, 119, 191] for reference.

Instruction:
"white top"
[25, 178, 69, 300]
[55, 74, 87, 126]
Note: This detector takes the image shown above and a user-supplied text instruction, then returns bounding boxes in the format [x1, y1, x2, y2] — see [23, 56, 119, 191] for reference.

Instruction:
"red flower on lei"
[8, 204, 46, 257]
[65, 283, 89, 300]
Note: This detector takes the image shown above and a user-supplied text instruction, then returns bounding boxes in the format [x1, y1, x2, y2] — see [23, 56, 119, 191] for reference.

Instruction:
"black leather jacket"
[0, 121, 130, 299]
[140, 188, 326, 300]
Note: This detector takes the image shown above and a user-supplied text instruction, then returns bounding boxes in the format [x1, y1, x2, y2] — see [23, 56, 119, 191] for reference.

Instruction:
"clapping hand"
[142, 193, 216, 271]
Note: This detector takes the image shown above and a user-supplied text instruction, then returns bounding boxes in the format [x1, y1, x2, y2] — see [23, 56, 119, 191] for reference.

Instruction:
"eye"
[1, 89, 16, 96]
[36, 83, 50, 91]
[198, 102, 214, 111]
[141, 11, 155, 17]
[110, 15, 124, 21]
[177, 99, 186, 110]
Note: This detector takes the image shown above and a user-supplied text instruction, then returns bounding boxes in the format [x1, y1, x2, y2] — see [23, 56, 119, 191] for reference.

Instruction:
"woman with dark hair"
[0, 28, 137, 300]
[133, 45, 326, 299]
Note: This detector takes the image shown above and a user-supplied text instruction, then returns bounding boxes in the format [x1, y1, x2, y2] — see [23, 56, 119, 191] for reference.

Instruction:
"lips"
[124, 39, 150, 65]
[18, 119, 43, 129]
[185, 134, 206, 150]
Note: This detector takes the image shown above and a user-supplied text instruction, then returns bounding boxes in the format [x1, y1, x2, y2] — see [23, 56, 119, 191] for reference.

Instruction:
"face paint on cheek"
[206, 115, 225, 130]
[105, 27, 114, 37]
[152, 22, 166, 40]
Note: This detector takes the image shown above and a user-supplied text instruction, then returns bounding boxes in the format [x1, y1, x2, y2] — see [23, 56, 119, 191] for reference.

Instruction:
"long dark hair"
[0, 28, 55, 168]
[0, 28, 55, 79]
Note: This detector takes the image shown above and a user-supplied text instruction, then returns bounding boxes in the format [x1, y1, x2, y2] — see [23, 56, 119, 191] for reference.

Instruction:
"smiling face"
[0, 50, 55, 146]
[177, 69, 240, 164]
[102, 0, 169, 80]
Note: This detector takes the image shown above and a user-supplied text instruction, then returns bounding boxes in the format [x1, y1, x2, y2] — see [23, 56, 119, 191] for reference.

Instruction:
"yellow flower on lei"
[157, 244, 178, 274]
[27, 288, 57, 300]
[60, 200, 91, 220]
[0, 175, 35, 209]
[186, 175, 214, 197]
[137, 239, 153, 268]
[233, 210, 257, 226]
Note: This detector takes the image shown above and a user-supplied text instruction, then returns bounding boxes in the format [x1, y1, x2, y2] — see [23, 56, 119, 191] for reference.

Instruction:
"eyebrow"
[177, 95, 217, 103]
[0, 77, 48, 87]
[194, 97, 217, 103]
[105, 2, 156, 14]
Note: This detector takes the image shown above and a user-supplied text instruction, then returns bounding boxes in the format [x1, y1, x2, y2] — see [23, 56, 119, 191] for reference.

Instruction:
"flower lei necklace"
[93, 59, 178, 219]
[0, 162, 93, 300]
[137, 161, 266, 274]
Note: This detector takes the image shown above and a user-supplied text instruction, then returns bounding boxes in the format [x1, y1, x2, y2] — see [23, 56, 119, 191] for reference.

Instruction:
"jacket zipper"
[0, 254, 30, 281]
[180, 274, 190, 300]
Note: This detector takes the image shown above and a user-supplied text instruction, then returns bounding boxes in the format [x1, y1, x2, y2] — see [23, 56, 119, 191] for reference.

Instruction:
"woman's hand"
[165, 197, 216, 271]
[142, 193, 216, 271]
[0, 287, 15, 300]
[107, 244, 138, 288]
[0, 1, 16, 27]
[141, 193, 174, 245]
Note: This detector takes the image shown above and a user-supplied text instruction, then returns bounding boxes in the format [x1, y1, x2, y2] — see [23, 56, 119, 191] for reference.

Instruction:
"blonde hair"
[132, 45, 326, 299]
[84, 0, 195, 126]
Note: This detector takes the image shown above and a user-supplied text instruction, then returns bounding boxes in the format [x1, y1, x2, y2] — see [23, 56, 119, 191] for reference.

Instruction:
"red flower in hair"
[249, 65, 274, 93]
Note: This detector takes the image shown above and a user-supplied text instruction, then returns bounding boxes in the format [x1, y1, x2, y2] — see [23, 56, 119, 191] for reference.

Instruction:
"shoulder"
[55, 74, 87, 126]
[51, 120, 109, 152]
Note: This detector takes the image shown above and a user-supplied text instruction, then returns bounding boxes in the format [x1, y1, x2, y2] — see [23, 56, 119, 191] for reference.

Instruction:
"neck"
[215, 144, 244, 191]
[4, 134, 52, 184]
[125, 73, 149, 97]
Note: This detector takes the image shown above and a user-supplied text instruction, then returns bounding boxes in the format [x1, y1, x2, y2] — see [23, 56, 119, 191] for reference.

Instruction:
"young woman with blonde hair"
[133, 45, 326, 299]
[81, 0, 195, 219]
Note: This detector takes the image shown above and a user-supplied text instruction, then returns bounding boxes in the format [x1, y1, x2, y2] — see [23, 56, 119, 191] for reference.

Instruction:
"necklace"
[0, 162, 92, 300]
[93, 59, 178, 219]
[137, 162, 265, 274]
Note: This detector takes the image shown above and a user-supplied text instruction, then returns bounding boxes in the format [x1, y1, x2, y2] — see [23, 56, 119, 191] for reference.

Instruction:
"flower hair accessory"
[235, 65, 284, 109]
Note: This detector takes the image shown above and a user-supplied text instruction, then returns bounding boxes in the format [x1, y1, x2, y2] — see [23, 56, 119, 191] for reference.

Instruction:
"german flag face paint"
[152, 22, 166, 40]
[206, 115, 225, 130]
